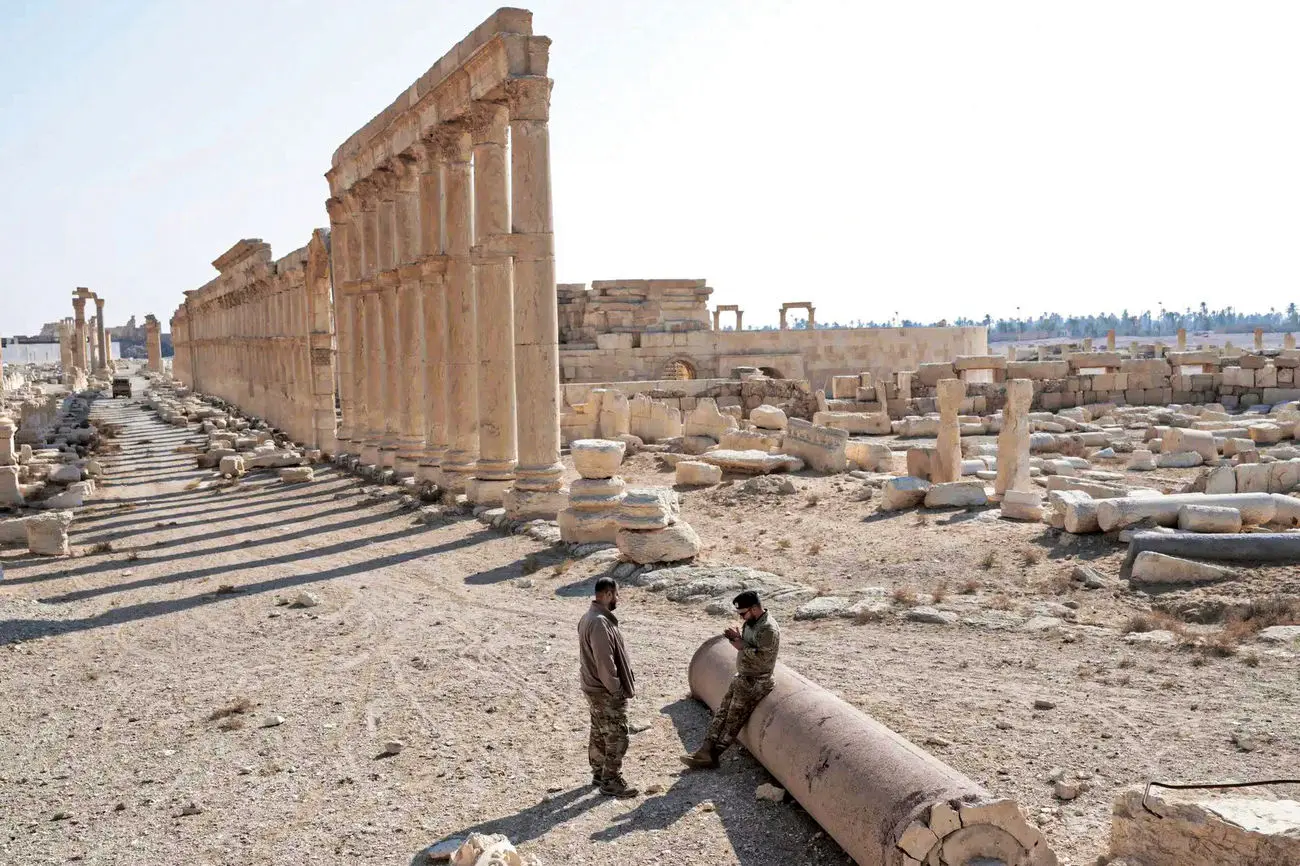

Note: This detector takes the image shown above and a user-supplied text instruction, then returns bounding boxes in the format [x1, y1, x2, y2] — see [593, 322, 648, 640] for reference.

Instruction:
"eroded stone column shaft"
[994, 378, 1033, 496]
[439, 127, 479, 492]
[934, 378, 965, 484]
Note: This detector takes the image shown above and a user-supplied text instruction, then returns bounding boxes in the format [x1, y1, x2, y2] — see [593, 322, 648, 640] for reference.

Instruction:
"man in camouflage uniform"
[681, 589, 781, 769]
[578, 576, 639, 798]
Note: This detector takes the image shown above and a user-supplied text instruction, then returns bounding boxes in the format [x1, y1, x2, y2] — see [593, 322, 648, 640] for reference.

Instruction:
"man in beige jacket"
[578, 577, 638, 798]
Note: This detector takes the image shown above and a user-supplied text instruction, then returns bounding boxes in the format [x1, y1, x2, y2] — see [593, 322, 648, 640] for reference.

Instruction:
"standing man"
[578, 576, 639, 798]
[681, 590, 780, 769]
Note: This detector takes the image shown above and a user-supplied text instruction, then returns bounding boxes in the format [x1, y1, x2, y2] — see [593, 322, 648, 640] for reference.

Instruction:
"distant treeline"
[737, 303, 1299, 337]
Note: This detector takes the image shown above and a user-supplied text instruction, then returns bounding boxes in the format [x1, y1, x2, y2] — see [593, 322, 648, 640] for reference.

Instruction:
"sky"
[2, 0, 1298, 335]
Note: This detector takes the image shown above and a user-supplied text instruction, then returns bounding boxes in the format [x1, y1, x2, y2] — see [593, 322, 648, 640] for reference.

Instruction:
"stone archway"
[662, 357, 697, 380]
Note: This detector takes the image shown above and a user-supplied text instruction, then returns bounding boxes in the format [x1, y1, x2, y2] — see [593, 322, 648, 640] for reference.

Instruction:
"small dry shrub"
[1113, 673, 1132, 686]
[959, 578, 981, 595]
[216, 716, 245, 732]
[1045, 573, 1072, 595]
[979, 551, 997, 571]
[804, 493, 820, 508]
[1122, 612, 1187, 636]
[1190, 654, 1208, 667]
[931, 580, 949, 604]
[776, 538, 792, 550]
[183, 480, 201, 491]
[853, 607, 884, 625]
[1242, 651, 1261, 668]
[207, 697, 252, 722]
[1019, 547, 1043, 567]
[913, 512, 930, 526]
[552, 558, 574, 577]
[892, 586, 918, 607]
[807, 541, 823, 556]
[521, 553, 542, 575]
[1117, 657, 1136, 669]
[987, 594, 1014, 611]
[731, 543, 746, 555]
[87, 541, 113, 555]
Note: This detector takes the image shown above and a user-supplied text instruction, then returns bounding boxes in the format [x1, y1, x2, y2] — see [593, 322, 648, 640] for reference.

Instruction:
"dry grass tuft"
[776, 538, 792, 550]
[1020, 547, 1043, 567]
[1241, 651, 1261, 668]
[892, 586, 918, 607]
[853, 607, 884, 625]
[807, 541, 823, 556]
[521, 553, 543, 575]
[804, 493, 820, 508]
[183, 480, 202, 491]
[552, 558, 574, 577]
[979, 551, 997, 570]
[1045, 573, 1073, 595]
[207, 697, 253, 722]
[959, 578, 981, 595]
[987, 594, 1014, 611]
[913, 512, 930, 526]
[216, 716, 245, 732]
[1122, 611, 1188, 636]
[931, 580, 950, 604]
[86, 541, 113, 555]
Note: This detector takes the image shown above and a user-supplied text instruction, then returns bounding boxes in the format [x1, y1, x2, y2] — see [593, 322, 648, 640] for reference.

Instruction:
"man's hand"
[723, 627, 740, 641]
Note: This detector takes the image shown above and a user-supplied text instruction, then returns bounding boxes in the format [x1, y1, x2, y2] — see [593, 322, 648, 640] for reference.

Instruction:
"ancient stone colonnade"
[171, 235, 336, 452]
[69, 287, 109, 374]
[170, 10, 564, 518]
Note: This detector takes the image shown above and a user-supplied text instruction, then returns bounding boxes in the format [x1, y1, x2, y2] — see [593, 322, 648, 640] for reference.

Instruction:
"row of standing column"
[328, 80, 563, 516]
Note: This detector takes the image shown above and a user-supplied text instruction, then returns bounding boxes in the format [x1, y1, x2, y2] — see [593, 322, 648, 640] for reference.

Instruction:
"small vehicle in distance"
[112, 376, 132, 398]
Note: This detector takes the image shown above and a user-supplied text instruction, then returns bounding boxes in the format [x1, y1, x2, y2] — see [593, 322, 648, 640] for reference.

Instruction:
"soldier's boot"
[599, 774, 639, 799]
[591, 772, 603, 787]
[679, 743, 720, 769]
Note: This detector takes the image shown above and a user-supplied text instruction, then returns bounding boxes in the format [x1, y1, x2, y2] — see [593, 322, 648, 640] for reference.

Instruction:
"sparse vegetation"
[776, 538, 792, 550]
[958, 578, 981, 595]
[1019, 547, 1043, 567]
[931, 580, 949, 604]
[207, 697, 253, 722]
[1242, 652, 1261, 668]
[521, 553, 543, 575]
[892, 586, 918, 607]
[183, 480, 201, 490]
[913, 512, 929, 526]
[979, 551, 997, 570]
[1122, 612, 1187, 636]
[86, 541, 114, 555]
[807, 541, 822, 556]
[551, 559, 573, 577]
[852, 607, 884, 625]
[987, 594, 1014, 611]
[804, 493, 820, 508]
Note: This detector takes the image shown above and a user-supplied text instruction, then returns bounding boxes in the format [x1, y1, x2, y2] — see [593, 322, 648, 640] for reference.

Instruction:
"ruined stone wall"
[558, 279, 712, 344]
[559, 325, 987, 390]
[170, 234, 336, 450]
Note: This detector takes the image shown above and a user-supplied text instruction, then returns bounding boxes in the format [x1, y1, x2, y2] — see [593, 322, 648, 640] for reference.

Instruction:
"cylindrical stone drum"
[688, 636, 1057, 866]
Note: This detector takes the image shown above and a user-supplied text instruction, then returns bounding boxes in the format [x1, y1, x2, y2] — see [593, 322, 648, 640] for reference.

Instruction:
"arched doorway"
[662, 357, 697, 380]
[759, 366, 784, 379]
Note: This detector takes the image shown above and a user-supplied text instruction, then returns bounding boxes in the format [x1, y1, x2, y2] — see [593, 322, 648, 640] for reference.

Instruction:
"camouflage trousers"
[705, 674, 773, 751]
[586, 691, 630, 780]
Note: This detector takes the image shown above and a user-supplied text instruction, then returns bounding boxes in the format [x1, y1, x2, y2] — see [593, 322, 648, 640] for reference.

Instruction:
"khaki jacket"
[736, 611, 780, 678]
[578, 602, 636, 699]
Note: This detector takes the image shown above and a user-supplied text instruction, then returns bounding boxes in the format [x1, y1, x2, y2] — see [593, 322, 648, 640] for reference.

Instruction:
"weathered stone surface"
[1158, 451, 1204, 469]
[219, 455, 245, 476]
[1128, 449, 1157, 471]
[616, 486, 679, 530]
[675, 460, 722, 486]
[812, 411, 891, 435]
[1177, 504, 1242, 533]
[279, 466, 314, 483]
[696, 449, 803, 475]
[999, 489, 1044, 521]
[904, 606, 958, 625]
[26, 510, 72, 556]
[923, 480, 988, 508]
[781, 418, 848, 473]
[880, 476, 931, 510]
[48, 464, 83, 484]
[0, 466, 22, 505]
[615, 522, 701, 564]
[1131, 551, 1237, 584]
[0, 515, 32, 544]
[684, 398, 737, 441]
[571, 439, 625, 479]
[794, 596, 854, 620]
[1109, 786, 1300, 866]
[448, 832, 523, 866]
[845, 440, 893, 472]
[750, 404, 788, 431]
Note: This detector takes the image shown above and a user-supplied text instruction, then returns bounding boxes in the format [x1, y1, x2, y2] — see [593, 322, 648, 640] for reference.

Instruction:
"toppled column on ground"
[689, 636, 1057, 866]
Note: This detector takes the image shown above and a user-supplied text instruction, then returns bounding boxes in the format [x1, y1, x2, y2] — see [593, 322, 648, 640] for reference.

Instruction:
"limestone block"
[1132, 551, 1237, 583]
[1157, 451, 1204, 469]
[750, 404, 788, 430]
[811, 411, 892, 435]
[558, 509, 620, 544]
[676, 461, 722, 486]
[0, 515, 32, 544]
[1049, 489, 1100, 533]
[1128, 449, 1156, 471]
[924, 479, 988, 508]
[571, 439, 626, 479]
[999, 489, 1044, 521]
[449, 832, 523, 866]
[1270, 459, 1300, 493]
[0, 465, 22, 505]
[616, 486, 680, 530]
[896, 416, 940, 437]
[595, 389, 631, 438]
[246, 451, 302, 469]
[880, 476, 931, 510]
[719, 430, 780, 452]
[1223, 437, 1257, 457]
[1248, 423, 1284, 444]
[1109, 786, 1300, 866]
[279, 466, 314, 483]
[48, 464, 83, 484]
[219, 455, 246, 476]
[1235, 462, 1272, 493]
[830, 375, 860, 399]
[1164, 427, 1219, 461]
[846, 441, 893, 472]
[695, 449, 803, 475]
[917, 362, 956, 386]
[25, 510, 72, 556]
[615, 522, 701, 564]
[933, 379, 966, 483]
[781, 418, 848, 473]
[684, 398, 737, 441]
[1177, 504, 1242, 533]
[1205, 464, 1237, 495]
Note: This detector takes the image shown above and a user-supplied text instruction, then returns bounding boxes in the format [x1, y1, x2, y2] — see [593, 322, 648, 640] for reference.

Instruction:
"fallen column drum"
[688, 636, 1057, 866]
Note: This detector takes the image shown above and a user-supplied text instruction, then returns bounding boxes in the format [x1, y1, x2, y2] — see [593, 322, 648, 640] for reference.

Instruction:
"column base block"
[440, 466, 475, 493]
[504, 486, 569, 521]
[379, 446, 399, 469]
[394, 457, 418, 478]
[416, 463, 442, 486]
[359, 444, 381, 467]
[468, 477, 514, 506]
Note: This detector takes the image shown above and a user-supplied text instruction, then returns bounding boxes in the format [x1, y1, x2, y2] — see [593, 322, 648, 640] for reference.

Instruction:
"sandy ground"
[2, 381, 1298, 866]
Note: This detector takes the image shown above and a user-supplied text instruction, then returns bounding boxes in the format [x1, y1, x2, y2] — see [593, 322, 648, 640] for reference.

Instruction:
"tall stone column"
[94, 297, 108, 371]
[375, 169, 401, 470]
[436, 125, 479, 492]
[327, 195, 360, 453]
[933, 378, 965, 483]
[71, 294, 88, 372]
[357, 181, 385, 468]
[87, 317, 99, 374]
[416, 142, 449, 485]
[58, 320, 74, 372]
[1106, 329, 1115, 351]
[1177, 328, 1187, 350]
[467, 102, 518, 505]
[394, 156, 427, 478]
[305, 229, 337, 454]
[994, 379, 1033, 496]
[144, 315, 162, 372]
[1255, 328, 1264, 351]
[504, 79, 565, 518]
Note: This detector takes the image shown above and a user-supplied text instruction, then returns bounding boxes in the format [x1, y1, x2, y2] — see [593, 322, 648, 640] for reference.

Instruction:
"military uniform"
[578, 601, 636, 786]
[705, 610, 780, 751]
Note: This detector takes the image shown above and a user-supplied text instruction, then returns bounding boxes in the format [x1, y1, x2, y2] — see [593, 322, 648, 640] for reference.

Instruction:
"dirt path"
[1, 389, 1297, 866]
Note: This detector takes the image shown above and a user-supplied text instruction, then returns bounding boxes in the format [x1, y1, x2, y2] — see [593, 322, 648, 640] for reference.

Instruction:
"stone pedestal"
[0, 417, 15, 466]
[994, 379, 1033, 497]
[933, 379, 965, 483]
[559, 439, 625, 542]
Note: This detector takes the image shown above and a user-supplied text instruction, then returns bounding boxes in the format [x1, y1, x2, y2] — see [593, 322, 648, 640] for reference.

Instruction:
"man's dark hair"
[733, 590, 760, 610]
[594, 577, 618, 595]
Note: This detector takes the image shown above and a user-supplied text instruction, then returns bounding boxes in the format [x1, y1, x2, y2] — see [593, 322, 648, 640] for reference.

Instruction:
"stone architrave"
[994, 379, 1033, 497]
[781, 419, 848, 473]
[933, 379, 966, 483]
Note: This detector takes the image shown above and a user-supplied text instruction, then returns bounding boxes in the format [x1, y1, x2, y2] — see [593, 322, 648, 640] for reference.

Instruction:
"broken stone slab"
[1257, 625, 1300, 645]
[278, 466, 314, 483]
[1128, 449, 1157, 471]
[1177, 504, 1242, 534]
[999, 489, 1044, 522]
[245, 450, 302, 469]
[25, 510, 72, 556]
[1131, 551, 1238, 584]
[675, 460, 722, 486]
[812, 411, 892, 435]
[615, 487, 680, 530]
[750, 404, 788, 430]
[47, 464, 83, 484]
[0, 515, 32, 545]
[571, 438, 626, 479]
[695, 449, 803, 475]
[880, 476, 931, 511]
[794, 596, 855, 620]
[447, 832, 523, 866]
[219, 455, 245, 476]
[845, 440, 893, 472]
[615, 522, 701, 564]
[782, 418, 849, 473]
[1157, 451, 1204, 469]
[904, 606, 958, 625]
[923, 480, 988, 508]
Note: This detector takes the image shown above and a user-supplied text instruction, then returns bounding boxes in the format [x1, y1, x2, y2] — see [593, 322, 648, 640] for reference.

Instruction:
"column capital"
[351, 177, 379, 208]
[325, 196, 351, 224]
[465, 101, 508, 145]
[426, 123, 472, 163]
[505, 77, 552, 122]
[371, 164, 399, 199]
[393, 150, 421, 190]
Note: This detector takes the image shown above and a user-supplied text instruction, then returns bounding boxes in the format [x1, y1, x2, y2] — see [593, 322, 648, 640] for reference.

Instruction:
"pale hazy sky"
[2, 1, 1298, 335]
